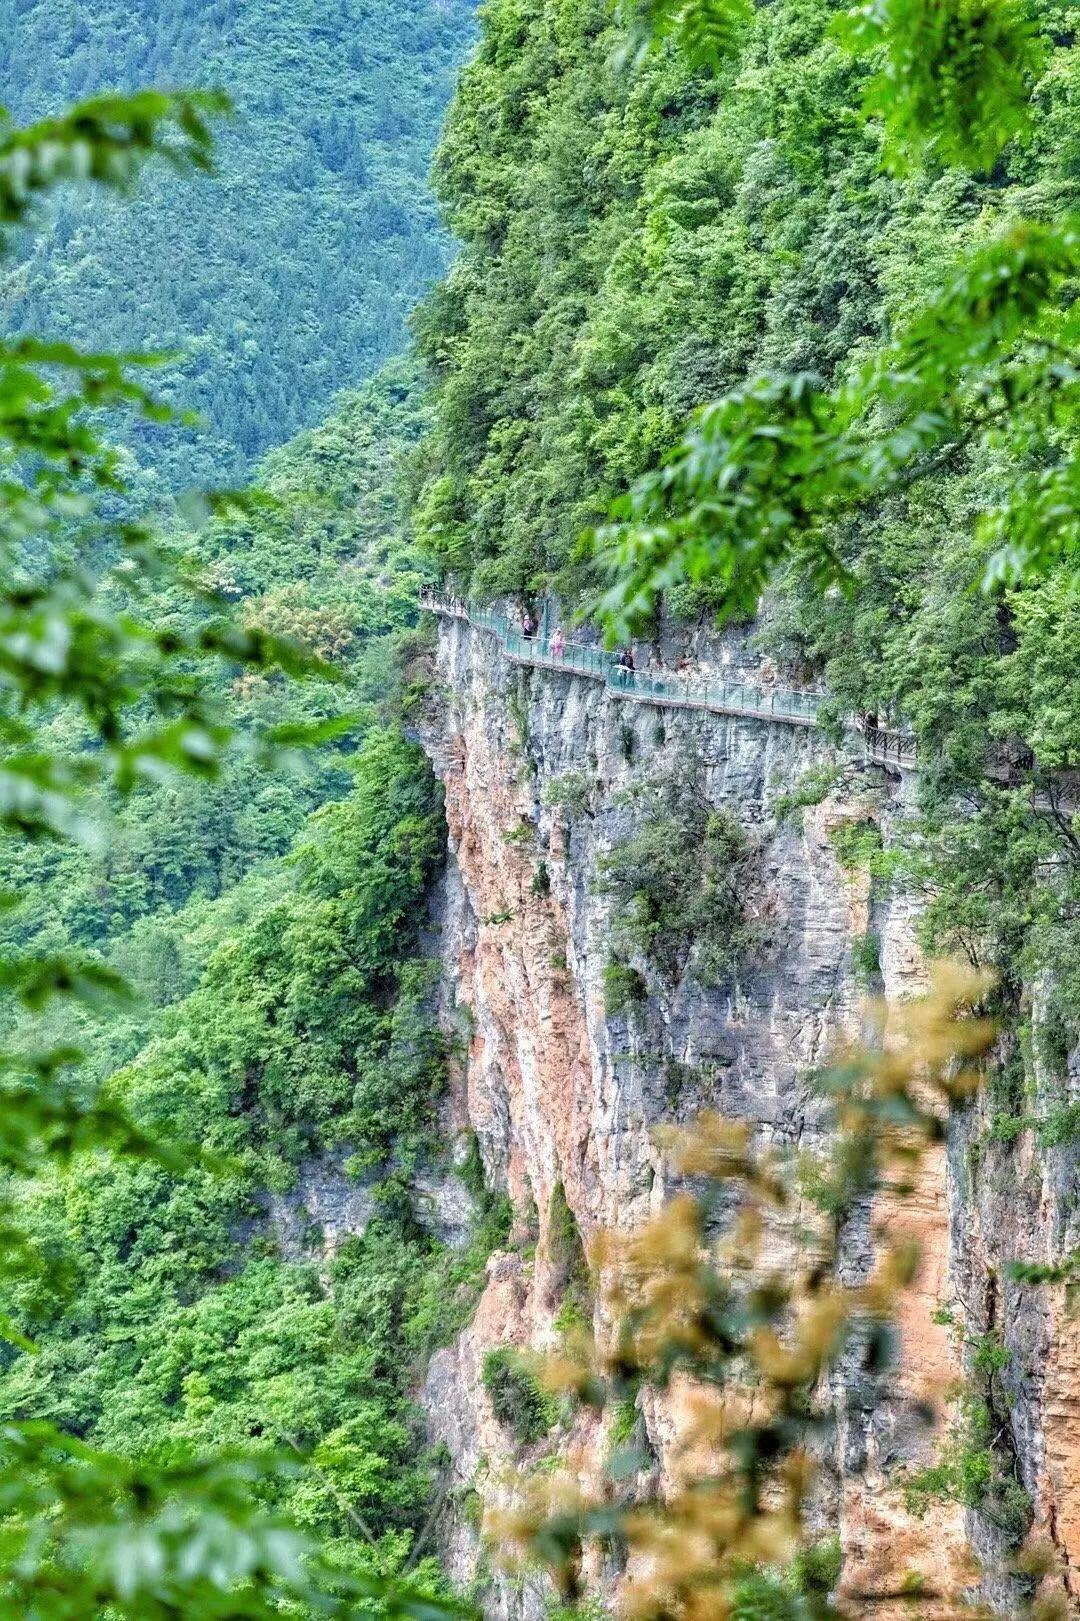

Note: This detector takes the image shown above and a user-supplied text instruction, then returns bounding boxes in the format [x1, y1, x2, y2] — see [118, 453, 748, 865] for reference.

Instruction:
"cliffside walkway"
[420, 589, 919, 771]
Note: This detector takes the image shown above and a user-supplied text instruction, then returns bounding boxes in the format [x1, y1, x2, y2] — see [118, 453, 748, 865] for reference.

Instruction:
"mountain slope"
[0, 0, 475, 488]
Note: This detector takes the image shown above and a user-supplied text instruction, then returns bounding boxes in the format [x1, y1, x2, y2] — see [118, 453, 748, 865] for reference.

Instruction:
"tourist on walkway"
[550, 626, 565, 659]
[614, 646, 635, 687]
[521, 607, 536, 640]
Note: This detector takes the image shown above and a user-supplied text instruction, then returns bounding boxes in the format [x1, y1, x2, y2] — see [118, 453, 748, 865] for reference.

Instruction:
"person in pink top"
[550, 626, 565, 658]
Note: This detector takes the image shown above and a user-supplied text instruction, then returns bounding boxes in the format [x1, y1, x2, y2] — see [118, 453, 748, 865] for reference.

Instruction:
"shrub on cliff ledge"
[599, 774, 758, 987]
[603, 957, 648, 1015]
[483, 1349, 557, 1447]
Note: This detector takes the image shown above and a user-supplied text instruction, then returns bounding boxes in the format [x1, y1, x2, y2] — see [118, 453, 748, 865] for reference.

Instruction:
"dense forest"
[0, 4, 487, 1606]
[0, 357, 436, 1020]
[0, 0, 475, 487]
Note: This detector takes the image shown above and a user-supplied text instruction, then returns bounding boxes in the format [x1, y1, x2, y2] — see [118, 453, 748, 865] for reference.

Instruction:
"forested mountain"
[413, 0, 1078, 604]
[0, 0, 475, 488]
[0, 6, 487, 1605]
[407, 9, 1080, 1601]
[0, 356, 434, 1050]
[6, 0, 1080, 1613]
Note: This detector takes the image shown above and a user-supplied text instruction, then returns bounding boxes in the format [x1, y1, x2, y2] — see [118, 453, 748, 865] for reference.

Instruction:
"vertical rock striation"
[418, 612, 1074, 1615]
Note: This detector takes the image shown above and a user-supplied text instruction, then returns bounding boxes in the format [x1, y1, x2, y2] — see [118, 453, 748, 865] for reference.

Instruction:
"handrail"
[862, 725, 919, 769]
[419, 588, 918, 767]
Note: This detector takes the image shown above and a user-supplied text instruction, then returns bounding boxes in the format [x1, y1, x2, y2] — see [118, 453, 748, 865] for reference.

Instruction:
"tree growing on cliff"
[598, 772, 758, 986]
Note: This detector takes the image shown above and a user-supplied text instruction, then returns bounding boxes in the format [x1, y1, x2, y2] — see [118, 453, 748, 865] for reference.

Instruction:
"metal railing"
[420, 589, 917, 765]
[421, 590, 824, 729]
[862, 725, 919, 771]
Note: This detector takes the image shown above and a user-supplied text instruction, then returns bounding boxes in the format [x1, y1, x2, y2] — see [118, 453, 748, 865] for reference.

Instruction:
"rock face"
[958, 997, 1080, 1607]
[265, 1154, 476, 1261]
[418, 612, 1078, 1615]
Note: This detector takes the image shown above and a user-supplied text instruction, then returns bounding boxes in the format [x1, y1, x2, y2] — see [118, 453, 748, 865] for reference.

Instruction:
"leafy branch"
[590, 219, 1080, 639]
[0, 91, 229, 242]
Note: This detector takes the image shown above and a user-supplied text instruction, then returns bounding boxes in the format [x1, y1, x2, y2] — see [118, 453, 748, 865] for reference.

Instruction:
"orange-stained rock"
[418, 614, 1027, 1619]
[839, 1140, 971, 1607]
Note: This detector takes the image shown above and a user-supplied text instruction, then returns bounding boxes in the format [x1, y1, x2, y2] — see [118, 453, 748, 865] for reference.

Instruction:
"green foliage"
[481, 1349, 557, 1447]
[603, 958, 648, 1015]
[989, 1039, 1028, 1118]
[609, 1399, 640, 1448]
[0, 0, 475, 488]
[834, 0, 1044, 172]
[412, 0, 1080, 685]
[904, 1382, 1032, 1544]
[1037, 1099, 1080, 1146]
[402, 1137, 513, 1353]
[662, 1058, 698, 1106]
[0, 90, 226, 234]
[1035, 991, 1077, 1079]
[530, 860, 552, 897]
[851, 929, 881, 984]
[618, 0, 752, 71]
[0, 1423, 454, 1620]
[11, 0, 1080, 1608]
[970, 1329, 1010, 1374]
[546, 1601, 609, 1621]
[0, 355, 437, 1069]
[599, 776, 756, 985]
[903, 1391, 996, 1515]
[985, 1096, 1080, 1146]
[653, 1532, 841, 1618]
[548, 1181, 590, 1324]
[542, 772, 595, 820]
[772, 764, 842, 825]
[593, 212, 1080, 636]
[0, 80, 466, 1621]
[727, 1573, 816, 1620]
[415, 0, 1079, 618]
[828, 819, 884, 873]
[790, 1536, 842, 1598]
[409, 0, 1080, 1144]
[0, 93, 327, 849]
[0, 732, 458, 1609]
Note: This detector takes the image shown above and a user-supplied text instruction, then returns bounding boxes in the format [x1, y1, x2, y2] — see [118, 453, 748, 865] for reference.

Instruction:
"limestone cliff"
[417, 610, 1079, 1616]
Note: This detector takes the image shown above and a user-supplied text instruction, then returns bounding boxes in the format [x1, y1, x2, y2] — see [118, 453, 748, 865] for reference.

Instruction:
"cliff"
[414, 610, 1080, 1617]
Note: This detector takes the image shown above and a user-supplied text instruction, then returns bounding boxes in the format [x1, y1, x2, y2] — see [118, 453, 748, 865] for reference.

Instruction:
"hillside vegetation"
[0, 0, 475, 487]
[6, 0, 1080, 1612]
[0, 356, 507, 1610]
